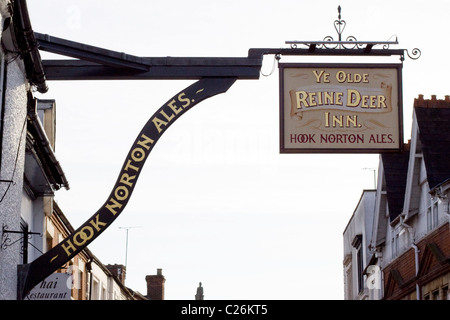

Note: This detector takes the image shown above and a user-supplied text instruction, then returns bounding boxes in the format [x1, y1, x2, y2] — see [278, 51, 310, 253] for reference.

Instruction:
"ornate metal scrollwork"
[1, 224, 40, 252]
[286, 6, 400, 52]
[405, 48, 422, 60]
[1, 224, 12, 250]
[334, 5, 345, 41]
[319, 5, 364, 49]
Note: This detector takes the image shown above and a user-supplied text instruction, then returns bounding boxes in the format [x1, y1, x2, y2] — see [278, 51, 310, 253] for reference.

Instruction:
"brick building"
[0, 0, 147, 300]
[343, 95, 450, 300]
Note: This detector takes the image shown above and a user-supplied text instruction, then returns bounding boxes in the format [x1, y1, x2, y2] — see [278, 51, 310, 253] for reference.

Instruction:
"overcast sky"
[27, 0, 449, 299]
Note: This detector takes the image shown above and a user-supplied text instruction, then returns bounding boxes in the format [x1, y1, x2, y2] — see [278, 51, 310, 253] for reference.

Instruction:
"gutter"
[13, 0, 48, 93]
[399, 218, 421, 300]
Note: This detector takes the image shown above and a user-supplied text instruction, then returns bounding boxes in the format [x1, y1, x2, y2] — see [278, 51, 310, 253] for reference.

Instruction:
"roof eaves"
[12, 0, 48, 93]
[381, 148, 409, 222]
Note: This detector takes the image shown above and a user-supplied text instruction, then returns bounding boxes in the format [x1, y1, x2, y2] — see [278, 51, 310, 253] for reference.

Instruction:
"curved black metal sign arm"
[18, 77, 237, 299]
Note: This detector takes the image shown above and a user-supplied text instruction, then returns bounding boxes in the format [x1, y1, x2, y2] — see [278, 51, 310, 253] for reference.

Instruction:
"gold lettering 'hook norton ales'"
[18, 77, 237, 299]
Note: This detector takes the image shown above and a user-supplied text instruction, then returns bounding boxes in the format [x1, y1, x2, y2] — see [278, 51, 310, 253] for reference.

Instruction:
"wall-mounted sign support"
[2, 224, 40, 264]
[18, 77, 237, 299]
[17, 6, 420, 299]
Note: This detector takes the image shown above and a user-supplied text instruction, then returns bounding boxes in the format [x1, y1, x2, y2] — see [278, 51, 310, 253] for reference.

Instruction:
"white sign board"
[25, 273, 71, 300]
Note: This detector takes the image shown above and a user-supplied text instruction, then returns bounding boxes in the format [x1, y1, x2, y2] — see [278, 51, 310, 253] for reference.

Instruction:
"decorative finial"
[195, 282, 204, 300]
[333, 5, 347, 43]
[284, 5, 420, 60]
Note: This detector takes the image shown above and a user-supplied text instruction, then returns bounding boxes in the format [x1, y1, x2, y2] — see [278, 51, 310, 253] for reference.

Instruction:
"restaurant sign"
[25, 273, 71, 300]
[279, 64, 403, 153]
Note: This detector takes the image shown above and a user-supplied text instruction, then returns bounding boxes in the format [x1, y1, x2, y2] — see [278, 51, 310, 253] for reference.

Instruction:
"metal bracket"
[2, 224, 41, 263]
[284, 6, 421, 60]
[18, 77, 238, 299]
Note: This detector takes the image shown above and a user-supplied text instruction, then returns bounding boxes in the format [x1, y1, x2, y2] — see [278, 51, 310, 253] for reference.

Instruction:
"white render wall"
[90, 262, 109, 300]
[20, 190, 46, 263]
[342, 190, 376, 300]
[89, 261, 125, 300]
[0, 0, 30, 299]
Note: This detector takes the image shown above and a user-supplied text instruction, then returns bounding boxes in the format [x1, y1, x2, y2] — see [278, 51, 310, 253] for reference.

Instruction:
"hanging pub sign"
[279, 63, 403, 153]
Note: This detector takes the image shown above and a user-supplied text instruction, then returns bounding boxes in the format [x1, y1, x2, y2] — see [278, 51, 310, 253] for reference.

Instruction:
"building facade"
[0, 0, 145, 300]
[0, 0, 49, 299]
[343, 190, 377, 300]
[343, 95, 450, 300]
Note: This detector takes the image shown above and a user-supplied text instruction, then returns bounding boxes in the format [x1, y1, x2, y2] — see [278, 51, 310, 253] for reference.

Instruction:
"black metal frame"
[32, 5, 419, 83]
[17, 77, 237, 300]
[2, 223, 40, 264]
[17, 5, 420, 299]
[35, 32, 263, 81]
[34, 36, 417, 82]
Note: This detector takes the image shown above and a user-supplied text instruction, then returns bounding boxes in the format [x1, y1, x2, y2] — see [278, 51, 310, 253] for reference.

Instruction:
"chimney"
[414, 94, 450, 109]
[146, 268, 165, 300]
[106, 264, 126, 285]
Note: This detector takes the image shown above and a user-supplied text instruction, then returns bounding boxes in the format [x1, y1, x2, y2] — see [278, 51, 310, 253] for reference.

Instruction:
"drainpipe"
[400, 218, 420, 299]
[0, 54, 6, 179]
[411, 243, 420, 300]
[86, 258, 93, 300]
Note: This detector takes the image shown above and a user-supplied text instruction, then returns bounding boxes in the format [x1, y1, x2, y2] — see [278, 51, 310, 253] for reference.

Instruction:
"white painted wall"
[343, 190, 376, 300]
[0, 6, 30, 300]
[89, 260, 125, 300]
[0, 0, 32, 300]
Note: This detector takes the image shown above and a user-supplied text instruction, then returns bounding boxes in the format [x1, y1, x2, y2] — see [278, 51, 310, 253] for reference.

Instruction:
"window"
[45, 232, 53, 252]
[391, 226, 401, 258]
[423, 285, 449, 300]
[427, 197, 439, 231]
[92, 279, 99, 300]
[391, 224, 410, 258]
[343, 258, 353, 300]
[391, 229, 398, 258]
[351, 234, 364, 294]
[356, 247, 364, 293]
[432, 290, 440, 300]
[77, 269, 84, 299]
[442, 286, 449, 300]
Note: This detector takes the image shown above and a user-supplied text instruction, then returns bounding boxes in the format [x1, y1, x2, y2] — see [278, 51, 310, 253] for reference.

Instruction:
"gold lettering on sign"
[105, 133, 154, 216]
[152, 92, 192, 133]
[57, 90, 195, 259]
[60, 213, 108, 257]
[292, 89, 387, 110]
